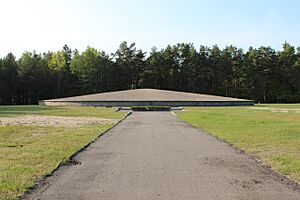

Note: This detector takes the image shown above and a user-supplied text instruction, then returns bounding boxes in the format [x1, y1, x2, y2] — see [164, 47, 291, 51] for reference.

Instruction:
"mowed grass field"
[176, 104, 300, 183]
[0, 106, 125, 200]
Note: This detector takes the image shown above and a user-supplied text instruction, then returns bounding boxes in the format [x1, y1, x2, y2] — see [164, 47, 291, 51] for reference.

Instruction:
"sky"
[0, 0, 299, 57]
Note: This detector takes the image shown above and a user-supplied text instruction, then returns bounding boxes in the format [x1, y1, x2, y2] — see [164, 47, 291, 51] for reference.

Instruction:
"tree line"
[1, 41, 300, 104]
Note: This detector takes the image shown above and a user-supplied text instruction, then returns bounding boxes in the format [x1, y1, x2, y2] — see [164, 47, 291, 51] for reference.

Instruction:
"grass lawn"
[176, 104, 300, 183]
[0, 106, 125, 200]
[0, 105, 124, 118]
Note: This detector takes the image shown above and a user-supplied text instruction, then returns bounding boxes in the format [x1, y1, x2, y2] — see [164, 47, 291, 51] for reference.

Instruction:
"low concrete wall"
[39, 100, 254, 107]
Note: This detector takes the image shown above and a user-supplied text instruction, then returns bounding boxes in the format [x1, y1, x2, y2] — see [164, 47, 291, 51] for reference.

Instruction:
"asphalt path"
[24, 112, 300, 200]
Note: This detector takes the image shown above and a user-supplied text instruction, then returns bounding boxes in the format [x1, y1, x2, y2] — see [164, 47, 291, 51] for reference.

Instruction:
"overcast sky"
[0, 0, 299, 57]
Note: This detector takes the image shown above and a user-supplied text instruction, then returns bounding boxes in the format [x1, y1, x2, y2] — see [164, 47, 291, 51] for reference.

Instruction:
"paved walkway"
[25, 112, 300, 200]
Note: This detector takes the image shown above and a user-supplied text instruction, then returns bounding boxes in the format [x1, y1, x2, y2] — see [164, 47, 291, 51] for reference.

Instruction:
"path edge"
[20, 111, 132, 200]
[172, 110, 300, 191]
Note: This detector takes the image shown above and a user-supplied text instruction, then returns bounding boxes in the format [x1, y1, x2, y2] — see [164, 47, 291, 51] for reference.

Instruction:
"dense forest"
[1, 41, 300, 104]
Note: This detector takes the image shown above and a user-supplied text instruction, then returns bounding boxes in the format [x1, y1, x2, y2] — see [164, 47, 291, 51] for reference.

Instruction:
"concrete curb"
[170, 111, 177, 116]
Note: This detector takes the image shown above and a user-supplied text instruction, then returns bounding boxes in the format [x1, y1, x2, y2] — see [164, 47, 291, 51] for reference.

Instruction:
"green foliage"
[0, 106, 124, 119]
[114, 42, 146, 89]
[0, 53, 18, 105]
[17, 52, 53, 104]
[48, 51, 66, 73]
[177, 105, 300, 183]
[48, 51, 67, 97]
[1, 42, 300, 104]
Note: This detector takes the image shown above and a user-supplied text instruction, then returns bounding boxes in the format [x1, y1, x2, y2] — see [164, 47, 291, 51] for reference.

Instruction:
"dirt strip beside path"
[0, 115, 117, 127]
[23, 112, 300, 200]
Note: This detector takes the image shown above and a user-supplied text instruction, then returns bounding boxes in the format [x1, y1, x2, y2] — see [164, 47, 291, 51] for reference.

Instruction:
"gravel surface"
[45, 89, 251, 102]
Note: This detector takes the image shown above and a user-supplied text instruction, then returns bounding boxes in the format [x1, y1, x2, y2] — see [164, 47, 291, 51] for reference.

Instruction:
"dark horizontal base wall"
[39, 100, 254, 107]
